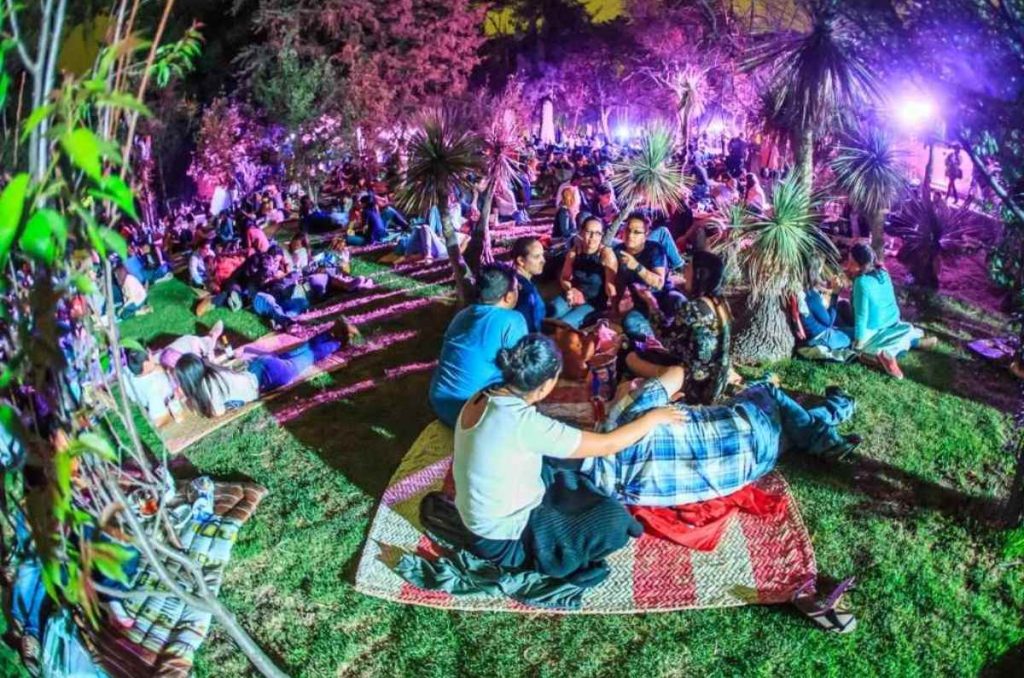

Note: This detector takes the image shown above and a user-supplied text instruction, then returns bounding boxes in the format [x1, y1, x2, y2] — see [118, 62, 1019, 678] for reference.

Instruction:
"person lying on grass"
[843, 244, 937, 380]
[584, 367, 861, 509]
[124, 321, 226, 427]
[172, 317, 362, 418]
[448, 334, 683, 581]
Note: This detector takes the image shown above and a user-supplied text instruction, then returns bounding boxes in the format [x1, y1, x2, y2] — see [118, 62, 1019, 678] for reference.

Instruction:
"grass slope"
[115, 261, 1023, 678]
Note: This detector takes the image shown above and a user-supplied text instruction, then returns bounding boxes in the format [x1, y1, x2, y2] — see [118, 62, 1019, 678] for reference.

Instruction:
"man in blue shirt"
[511, 236, 547, 333]
[614, 213, 686, 340]
[429, 265, 528, 427]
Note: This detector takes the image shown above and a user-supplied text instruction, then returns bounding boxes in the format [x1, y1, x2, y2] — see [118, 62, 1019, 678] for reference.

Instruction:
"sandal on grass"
[820, 433, 862, 460]
[792, 576, 858, 634]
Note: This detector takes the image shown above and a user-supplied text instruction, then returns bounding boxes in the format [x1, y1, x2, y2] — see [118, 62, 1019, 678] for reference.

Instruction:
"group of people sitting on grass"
[420, 208, 938, 630]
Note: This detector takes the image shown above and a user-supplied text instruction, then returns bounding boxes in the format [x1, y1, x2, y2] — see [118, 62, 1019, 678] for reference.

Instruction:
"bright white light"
[705, 119, 726, 135]
[895, 96, 936, 129]
[615, 125, 630, 139]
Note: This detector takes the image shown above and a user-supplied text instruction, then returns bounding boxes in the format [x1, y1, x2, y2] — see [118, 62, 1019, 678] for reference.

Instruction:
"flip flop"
[792, 576, 858, 634]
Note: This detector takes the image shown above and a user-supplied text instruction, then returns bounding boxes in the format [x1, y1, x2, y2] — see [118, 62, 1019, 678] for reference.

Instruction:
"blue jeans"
[621, 290, 687, 341]
[252, 291, 303, 326]
[808, 327, 852, 351]
[744, 383, 854, 457]
[648, 226, 684, 270]
[549, 295, 599, 329]
[247, 331, 340, 392]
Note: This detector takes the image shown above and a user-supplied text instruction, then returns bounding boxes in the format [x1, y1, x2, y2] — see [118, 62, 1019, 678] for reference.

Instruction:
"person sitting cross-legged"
[434, 334, 683, 583]
[548, 216, 618, 329]
[844, 244, 937, 379]
[429, 265, 529, 428]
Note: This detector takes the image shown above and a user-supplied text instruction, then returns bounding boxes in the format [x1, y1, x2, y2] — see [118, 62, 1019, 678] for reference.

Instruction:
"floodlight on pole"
[615, 125, 631, 140]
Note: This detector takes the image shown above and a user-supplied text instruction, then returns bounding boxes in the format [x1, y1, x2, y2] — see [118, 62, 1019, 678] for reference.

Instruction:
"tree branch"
[3, 0, 39, 72]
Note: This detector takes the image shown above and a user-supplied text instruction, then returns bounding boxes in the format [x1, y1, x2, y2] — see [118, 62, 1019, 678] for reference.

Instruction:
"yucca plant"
[890, 194, 988, 289]
[396, 109, 482, 304]
[710, 202, 755, 288]
[465, 108, 523, 273]
[744, 1, 879, 194]
[604, 123, 690, 246]
[729, 175, 840, 362]
[831, 128, 908, 259]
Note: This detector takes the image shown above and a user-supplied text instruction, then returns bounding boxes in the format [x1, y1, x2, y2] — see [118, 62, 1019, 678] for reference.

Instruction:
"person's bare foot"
[916, 336, 938, 351]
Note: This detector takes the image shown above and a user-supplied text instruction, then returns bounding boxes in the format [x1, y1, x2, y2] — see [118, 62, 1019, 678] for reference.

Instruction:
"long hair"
[173, 353, 233, 418]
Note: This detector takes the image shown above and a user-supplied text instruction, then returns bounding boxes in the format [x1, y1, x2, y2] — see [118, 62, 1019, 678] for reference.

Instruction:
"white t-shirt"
[205, 369, 259, 417]
[126, 369, 173, 423]
[122, 274, 147, 306]
[453, 393, 582, 540]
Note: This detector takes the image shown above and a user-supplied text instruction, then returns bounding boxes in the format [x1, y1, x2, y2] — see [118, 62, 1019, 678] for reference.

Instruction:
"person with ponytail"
[449, 334, 683, 580]
[173, 317, 361, 418]
[845, 244, 936, 379]
[624, 251, 734, 405]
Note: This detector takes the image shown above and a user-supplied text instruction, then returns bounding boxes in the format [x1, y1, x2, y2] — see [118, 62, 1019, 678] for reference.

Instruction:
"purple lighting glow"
[894, 94, 936, 129]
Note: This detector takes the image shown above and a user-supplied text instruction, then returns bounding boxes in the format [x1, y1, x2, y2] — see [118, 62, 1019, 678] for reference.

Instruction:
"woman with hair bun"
[448, 334, 682, 582]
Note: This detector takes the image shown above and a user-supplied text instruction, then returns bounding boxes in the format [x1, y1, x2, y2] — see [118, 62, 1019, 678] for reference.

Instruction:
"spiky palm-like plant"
[744, 1, 879, 194]
[730, 175, 840, 362]
[710, 202, 755, 288]
[397, 110, 482, 304]
[890, 194, 987, 289]
[466, 110, 523, 273]
[831, 128, 908, 259]
[604, 124, 690, 245]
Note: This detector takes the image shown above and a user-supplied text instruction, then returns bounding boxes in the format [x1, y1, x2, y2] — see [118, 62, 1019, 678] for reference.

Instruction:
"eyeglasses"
[626, 229, 646, 236]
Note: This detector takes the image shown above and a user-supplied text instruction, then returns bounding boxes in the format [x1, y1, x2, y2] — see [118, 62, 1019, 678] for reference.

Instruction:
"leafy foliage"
[610, 123, 688, 214]
[830, 127, 908, 218]
[731, 175, 839, 301]
[396, 110, 482, 217]
[890, 194, 989, 289]
[745, 2, 879, 140]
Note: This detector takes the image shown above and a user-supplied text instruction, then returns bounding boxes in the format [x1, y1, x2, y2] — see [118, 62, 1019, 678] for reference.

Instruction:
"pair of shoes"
[876, 351, 904, 379]
[155, 271, 175, 283]
[825, 385, 854, 401]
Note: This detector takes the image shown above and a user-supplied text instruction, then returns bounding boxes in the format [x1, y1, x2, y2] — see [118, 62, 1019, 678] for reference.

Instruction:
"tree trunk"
[440, 206, 469, 306]
[868, 208, 886, 261]
[793, 127, 814, 196]
[600, 106, 611, 141]
[465, 183, 495, 276]
[733, 294, 795, 363]
[922, 140, 936, 200]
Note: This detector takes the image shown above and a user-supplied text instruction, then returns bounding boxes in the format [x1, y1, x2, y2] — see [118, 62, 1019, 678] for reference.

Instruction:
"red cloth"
[628, 484, 789, 552]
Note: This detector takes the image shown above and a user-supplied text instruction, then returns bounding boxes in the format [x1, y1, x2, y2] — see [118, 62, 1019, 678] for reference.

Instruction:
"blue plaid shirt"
[583, 380, 783, 506]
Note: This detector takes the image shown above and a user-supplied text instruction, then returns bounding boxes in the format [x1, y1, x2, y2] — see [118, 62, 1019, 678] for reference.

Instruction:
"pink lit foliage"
[187, 97, 282, 199]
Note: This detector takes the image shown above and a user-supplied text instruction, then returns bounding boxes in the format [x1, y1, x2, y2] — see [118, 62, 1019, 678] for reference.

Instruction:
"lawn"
[115, 256, 1023, 677]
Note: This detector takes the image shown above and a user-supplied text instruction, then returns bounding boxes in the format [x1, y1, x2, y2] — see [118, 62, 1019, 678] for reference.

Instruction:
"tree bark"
[465, 183, 495, 276]
[440, 206, 469, 306]
[868, 208, 886, 262]
[733, 294, 795, 363]
[922, 140, 936, 201]
[793, 127, 814, 196]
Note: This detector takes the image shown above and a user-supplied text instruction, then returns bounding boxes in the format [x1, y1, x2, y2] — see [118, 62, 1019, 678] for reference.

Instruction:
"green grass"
[114, 262, 1023, 677]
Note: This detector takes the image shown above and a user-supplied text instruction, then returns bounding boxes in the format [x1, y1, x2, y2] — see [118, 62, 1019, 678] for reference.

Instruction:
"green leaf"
[90, 176, 137, 220]
[72, 273, 97, 294]
[91, 542, 134, 585]
[96, 92, 152, 117]
[21, 104, 55, 141]
[0, 72, 10, 110]
[99, 227, 127, 259]
[119, 338, 145, 353]
[0, 173, 30, 263]
[78, 432, 116, 461]
[0, 403, 19, 436]
[53, 450, 72, 519]
[0, 367, 12, 390]
[61, 128, 104, 181]
[18, 209, 65, 265]
[85, 222, 105, 257]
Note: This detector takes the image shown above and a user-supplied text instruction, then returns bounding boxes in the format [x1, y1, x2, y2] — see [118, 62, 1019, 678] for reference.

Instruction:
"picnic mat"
[355, 419, 818, 614]
[79, 481, 267, 678]
[160, 328, 418, 454]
